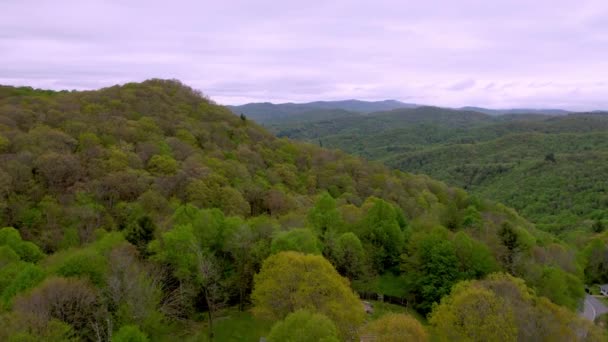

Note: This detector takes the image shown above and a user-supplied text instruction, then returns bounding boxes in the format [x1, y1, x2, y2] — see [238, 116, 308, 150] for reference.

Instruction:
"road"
[582, 295, 608, 321]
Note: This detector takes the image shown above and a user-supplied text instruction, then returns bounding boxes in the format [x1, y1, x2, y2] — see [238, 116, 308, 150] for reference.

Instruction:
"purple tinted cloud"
[448, 80, 476, 91]
[1, 0, 607, 110]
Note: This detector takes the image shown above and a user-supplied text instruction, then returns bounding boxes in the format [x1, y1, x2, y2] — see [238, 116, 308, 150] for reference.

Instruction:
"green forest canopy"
[267, 107, 608, 238]
[0, 80, 605, 340]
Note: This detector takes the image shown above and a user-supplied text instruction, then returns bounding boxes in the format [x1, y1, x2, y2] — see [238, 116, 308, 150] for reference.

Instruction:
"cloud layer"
[1, 0, 607, 110]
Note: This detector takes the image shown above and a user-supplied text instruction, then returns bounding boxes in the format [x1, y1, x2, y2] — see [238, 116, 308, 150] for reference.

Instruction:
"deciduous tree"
[113, 324, 149, 342]
[361, 313, 427, 342]
[252, 251, 364, 338]
[429, 282, 517, 342]
[270, 228, 322, 255]
[308, 192, 342, 237]
[331, 232, 366, 280]
[267, 309, 339, 342]
[14, 277, 108, 341]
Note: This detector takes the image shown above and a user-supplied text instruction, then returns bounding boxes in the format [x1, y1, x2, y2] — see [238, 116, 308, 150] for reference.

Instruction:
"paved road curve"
[582, 295, 608, 321]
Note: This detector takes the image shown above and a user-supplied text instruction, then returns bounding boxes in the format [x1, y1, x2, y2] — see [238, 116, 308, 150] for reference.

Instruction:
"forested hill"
[0, 80, 603, 341]
[227, 99, 417, 123]
[229, 100, 573, 124]
[459, 106, 570, 115]
[274, 106, 493, 140]
[271, 107, 608, 237]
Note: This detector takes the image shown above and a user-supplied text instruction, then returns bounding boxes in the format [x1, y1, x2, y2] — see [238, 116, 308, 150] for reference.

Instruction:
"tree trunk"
[239, 286, 244, 311]
[204, 287, 214, 340]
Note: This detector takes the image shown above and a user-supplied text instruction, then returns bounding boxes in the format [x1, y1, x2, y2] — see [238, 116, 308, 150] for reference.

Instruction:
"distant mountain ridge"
[459, 106, 571, 116]
[265, 102, 608, 238]
[300, 99, 418, 112]
[228, 99, 592, 124]
[227, 99, 417, 123]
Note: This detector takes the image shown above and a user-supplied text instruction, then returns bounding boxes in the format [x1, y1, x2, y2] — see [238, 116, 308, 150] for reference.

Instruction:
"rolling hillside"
[0, 80, 603, 340]
[269, 107, 608, 236]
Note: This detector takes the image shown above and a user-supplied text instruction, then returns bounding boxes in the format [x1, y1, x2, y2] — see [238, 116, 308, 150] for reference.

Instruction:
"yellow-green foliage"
[361, 313, 428, 342]
[267, 309, 339, 342]
[0, 80, 593, 341]
[429, 273, 605, 341]
[113, 325, 149, 342]
[0, 227, 44, 263]
[252, 251, 365, 338]
[0, 133, 9, 153]
[430, 282, 517, 341]
[147, 155, 178, 175]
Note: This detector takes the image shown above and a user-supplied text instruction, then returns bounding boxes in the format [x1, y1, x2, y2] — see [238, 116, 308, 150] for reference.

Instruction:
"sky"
[1, 0, 608, 110]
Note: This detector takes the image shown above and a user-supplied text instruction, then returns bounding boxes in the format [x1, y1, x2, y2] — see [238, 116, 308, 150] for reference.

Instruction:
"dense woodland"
[0, 80, 605, 341]
[264, 107, 608, 239]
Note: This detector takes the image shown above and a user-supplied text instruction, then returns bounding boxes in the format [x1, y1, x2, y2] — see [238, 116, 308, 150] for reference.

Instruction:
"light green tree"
[361, 313, 428, 342]
[429, 282, 517, 342]
[252, 251, 364, 338]
[267, 309, 339, 342]
[308, 192, 343, 237]
[452, 232, 498, 278]
[147, 154, 178, 175]
[271, 228, 322, 255]
[149, 223, 225, 340]
[0, 227, 44, 262]
[358, 198, 404, 271]
[331, 232, 365, 280]
[113, 325, 149, 342]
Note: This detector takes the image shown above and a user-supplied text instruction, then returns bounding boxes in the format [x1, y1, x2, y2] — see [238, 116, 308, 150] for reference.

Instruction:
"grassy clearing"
[185, 307, 273, 342]
[375, 273, 408, 298]
[172, 299, 426, 342]
[353, 272, 407, 297]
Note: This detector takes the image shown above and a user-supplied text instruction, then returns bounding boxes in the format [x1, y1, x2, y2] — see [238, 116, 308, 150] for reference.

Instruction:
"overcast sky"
[1, 0, 608, 110]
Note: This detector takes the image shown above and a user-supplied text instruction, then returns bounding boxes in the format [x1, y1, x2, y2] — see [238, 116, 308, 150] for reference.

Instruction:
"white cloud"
[0, 0, 607, 110]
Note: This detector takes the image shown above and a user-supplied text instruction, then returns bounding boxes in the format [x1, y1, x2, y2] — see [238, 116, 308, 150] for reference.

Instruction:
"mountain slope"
[270, 107, 608, 235]
[0, 80, 597, 340]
